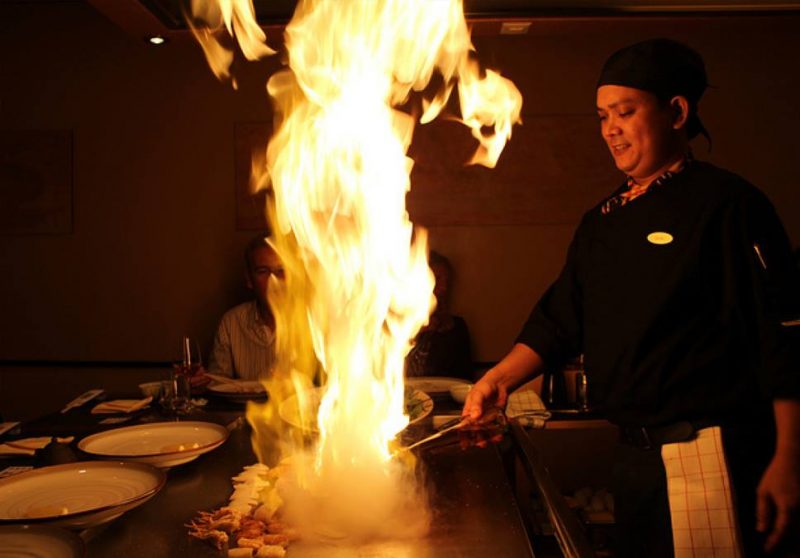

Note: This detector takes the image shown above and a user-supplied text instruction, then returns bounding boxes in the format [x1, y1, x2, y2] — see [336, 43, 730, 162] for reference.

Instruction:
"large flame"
[191, 0, 521, 542]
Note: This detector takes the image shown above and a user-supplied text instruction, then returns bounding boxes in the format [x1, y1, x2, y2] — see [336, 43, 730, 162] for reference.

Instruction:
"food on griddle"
[188, 462, 298, 555]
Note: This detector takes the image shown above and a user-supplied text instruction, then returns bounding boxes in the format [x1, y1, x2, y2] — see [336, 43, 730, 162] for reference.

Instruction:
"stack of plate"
[0, 525, 85, 558]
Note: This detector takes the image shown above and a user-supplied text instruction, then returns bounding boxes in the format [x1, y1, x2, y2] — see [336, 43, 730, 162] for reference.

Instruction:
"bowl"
[138, 381, 165, 398]
[448, 383, 473, 404]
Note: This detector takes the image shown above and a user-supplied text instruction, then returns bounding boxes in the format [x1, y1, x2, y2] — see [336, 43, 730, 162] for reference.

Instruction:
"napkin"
[506, 390, 551, 428]
[662, 427, 742, 556]
[91, 396, 152, 414]
[0, 422, 20, 437]
[204, 373, 237, 385]
[506, 389, 546, 416]
[0, 436, 53, 457]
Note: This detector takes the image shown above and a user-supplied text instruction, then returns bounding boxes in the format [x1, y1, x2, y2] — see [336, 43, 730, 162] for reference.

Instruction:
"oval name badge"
[647, 231, 674, 245]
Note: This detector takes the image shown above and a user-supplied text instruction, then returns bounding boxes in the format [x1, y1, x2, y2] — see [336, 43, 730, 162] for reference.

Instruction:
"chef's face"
[596, 85, 681, 183]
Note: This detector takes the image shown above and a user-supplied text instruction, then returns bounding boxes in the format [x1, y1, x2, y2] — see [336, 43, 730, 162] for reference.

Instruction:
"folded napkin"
[0, 436, 52, 457]
[91, 397, 152, 414]
[204, 373, 237, 384]
[0, 422, 20, 437]
[506, 389, 547, 416]
[506, 390, 551, 428]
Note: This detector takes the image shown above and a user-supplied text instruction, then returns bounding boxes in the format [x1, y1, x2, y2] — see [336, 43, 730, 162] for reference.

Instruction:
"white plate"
[0, 461, 165, 530]
[405, 376, 471, 394]
[207, 381, 267, 401]
[77, 421, 228, 468]
[0, 525, 85, 558]
[279, 388, 433, 431]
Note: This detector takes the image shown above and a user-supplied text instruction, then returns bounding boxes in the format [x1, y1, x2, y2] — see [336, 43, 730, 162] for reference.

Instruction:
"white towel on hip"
[661, 426, 744, 558]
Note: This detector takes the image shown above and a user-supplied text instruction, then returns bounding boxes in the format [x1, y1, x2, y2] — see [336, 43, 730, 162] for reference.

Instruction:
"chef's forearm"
[773, 399, 800, 459]
[484, 343, 545, 393]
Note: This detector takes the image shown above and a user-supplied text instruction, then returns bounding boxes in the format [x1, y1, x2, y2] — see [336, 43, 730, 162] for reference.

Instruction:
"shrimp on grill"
[186, 522, 229, 550]
[188, 463, 300, 553]
[236, 516, 269, 540]
[187, 507, 244, 549]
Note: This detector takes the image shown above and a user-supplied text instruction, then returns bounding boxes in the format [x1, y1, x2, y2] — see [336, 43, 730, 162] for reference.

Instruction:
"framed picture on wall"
[0, 130, 73, 235]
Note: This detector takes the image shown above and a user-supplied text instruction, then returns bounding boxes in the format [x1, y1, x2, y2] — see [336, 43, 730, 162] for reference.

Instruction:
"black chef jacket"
[517, 161, 800, 427]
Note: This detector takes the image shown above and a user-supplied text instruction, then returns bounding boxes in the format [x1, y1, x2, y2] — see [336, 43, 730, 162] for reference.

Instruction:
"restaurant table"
[1, 394, 547, 558]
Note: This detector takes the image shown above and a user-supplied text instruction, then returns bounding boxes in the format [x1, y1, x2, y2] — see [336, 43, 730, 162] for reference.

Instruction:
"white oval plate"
[77, 421, 228, 468]
[405, 376, 472, 394]
[279, 388, 433, 431]
[0, 525, 85, 558]
[0, 461, 165, 530]
[207, 381, 267, 401]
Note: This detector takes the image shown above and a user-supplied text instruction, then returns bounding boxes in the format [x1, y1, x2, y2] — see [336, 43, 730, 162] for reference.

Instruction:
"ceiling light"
[500, 22, 531, 35]
[148, 35, 167, 46]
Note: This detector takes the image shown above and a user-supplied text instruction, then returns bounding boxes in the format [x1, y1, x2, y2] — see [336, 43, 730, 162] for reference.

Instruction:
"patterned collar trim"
[247, 301, 270, 328]
[247, 301, 275, 344]
[601, 153, 693, 215]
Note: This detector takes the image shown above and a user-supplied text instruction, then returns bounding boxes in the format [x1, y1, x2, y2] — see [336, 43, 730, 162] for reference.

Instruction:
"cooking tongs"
[399, 416, 470, 453]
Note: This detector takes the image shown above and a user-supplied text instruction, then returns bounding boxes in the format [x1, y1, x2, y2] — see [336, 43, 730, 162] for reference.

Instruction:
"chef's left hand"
[756, 452, 800, 553]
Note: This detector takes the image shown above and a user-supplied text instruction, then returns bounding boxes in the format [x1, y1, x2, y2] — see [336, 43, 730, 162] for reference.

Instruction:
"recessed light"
[148, 35, 167, 46]
[500, 22, 531, 35]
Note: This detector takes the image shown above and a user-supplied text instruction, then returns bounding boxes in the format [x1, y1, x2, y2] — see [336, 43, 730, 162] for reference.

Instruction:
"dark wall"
[1, 5, 798, 370]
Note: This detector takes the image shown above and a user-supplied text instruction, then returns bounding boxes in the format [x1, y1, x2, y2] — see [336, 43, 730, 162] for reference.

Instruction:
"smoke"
[280, 448, 431, 543]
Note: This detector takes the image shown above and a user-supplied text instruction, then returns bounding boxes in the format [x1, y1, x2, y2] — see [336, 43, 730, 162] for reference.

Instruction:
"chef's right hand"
[462, 371, 508, 424]
[458, 372, 508, 449]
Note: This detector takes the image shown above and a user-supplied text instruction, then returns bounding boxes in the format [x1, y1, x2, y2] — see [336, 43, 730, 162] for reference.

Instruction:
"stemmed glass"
[166, 336, 202, 414]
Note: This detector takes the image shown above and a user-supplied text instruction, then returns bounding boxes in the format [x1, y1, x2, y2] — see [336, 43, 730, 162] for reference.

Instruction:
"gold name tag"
[647, 232, 674, 245]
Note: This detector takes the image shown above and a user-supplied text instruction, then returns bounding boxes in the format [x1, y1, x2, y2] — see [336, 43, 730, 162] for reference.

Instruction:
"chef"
[463, 38, 800, 557]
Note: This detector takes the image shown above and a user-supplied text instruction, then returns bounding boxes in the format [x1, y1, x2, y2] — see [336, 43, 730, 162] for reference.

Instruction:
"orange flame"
[191, 0, 521, 541]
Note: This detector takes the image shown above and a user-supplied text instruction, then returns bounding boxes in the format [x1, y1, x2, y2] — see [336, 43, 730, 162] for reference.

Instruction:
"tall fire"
[190, 0, 521, 543]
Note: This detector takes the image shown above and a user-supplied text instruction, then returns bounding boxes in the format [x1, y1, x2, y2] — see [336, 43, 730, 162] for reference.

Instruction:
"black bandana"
[597, 38, 710, 143]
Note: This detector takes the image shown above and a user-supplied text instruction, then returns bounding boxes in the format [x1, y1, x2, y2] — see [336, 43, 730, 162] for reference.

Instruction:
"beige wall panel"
[0, 4, 797, 370]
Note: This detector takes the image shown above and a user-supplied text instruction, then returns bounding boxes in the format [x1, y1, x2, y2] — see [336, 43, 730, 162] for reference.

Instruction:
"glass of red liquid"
[167, 336, 201, 414]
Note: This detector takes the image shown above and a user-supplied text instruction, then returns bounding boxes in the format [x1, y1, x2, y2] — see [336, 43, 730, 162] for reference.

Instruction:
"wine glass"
[167, 336, 202, 414]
